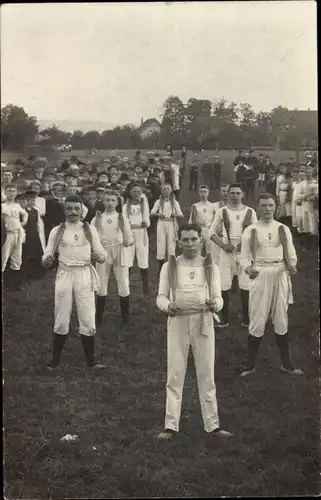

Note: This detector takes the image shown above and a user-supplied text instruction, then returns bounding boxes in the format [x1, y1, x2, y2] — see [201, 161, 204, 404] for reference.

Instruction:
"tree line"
[1, 98, 317, 152]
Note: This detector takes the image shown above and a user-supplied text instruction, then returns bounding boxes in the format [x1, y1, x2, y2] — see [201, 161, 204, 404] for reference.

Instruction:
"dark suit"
[43, 197, 66, 240]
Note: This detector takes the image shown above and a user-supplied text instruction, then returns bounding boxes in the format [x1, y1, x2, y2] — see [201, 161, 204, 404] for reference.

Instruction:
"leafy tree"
[161, 95, 186, 147]
[239, 102, 256, 128]
[38, 124, 71, 146]
[212, 98, 239, 124]
[1, 104, 39, 151]
[82, 130, 101, 149]
[71, 130, 84, 149]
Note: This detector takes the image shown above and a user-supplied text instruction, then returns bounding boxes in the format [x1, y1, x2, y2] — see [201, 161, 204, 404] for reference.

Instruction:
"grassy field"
[3, 159, 320, 498]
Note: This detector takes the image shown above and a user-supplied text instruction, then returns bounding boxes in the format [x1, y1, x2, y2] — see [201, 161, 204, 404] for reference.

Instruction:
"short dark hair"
[65, 195, 82, 204]
[228, 183, 243, 191]
[104, 189, 119, 198]
[129, 183, 142, 190]
[5, 184, 17, 190]
[199, 185, 209, 190]
[257, 192, 276, 204]
[178, 223, 202, 239]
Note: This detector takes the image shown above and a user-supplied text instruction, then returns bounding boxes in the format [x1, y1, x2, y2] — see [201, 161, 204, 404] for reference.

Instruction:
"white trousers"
[165, 314, 219, 433]
[291, 201, 301, 228]
[258, 173, 266, 182]
[129, 228, 149, 269]
[202, 227, 220, 265]
[96, 261, 129, 297]
[54, 266, 96, 336]
[249, 263, 290, 338]
[2, 232, 23, 271]
[301, 202, 318, 235]
[157, 221, 176, 260]
[219, 250, 250, 291]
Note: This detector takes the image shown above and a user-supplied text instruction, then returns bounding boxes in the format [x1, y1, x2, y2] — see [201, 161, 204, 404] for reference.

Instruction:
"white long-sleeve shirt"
[156, 257, 223, 313]
[240, 220, 297, 270]
[42, 221, 106, 266]
[209, 206, 257, 247]
[1, 201, 28, 231]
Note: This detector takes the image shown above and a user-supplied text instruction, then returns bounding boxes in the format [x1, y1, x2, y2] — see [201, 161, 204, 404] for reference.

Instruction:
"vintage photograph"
[2, 2, 319, 498]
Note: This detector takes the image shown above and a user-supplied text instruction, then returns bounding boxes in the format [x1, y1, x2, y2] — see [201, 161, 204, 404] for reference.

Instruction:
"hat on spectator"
[29, 179, 41, 187]
[15, 193, 26, 201]
[52, 181, 65, 189]
[25, 190, 38, 198]
[69, 163, 79, 171]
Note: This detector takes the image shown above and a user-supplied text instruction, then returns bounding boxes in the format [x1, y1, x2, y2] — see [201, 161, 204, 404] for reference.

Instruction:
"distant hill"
[37, 120, 120, 133]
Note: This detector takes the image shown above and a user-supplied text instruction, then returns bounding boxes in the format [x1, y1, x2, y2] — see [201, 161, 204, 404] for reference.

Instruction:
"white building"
[138, 118, 161, 139]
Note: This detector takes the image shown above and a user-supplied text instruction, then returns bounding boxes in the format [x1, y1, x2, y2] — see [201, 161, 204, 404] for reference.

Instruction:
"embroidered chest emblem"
[74, 234, 79, 241]
[203, 208, 207, 213]
[189, 270, 196, 280]
[132, 207, 138, 215]
[107, 218, 113, 224]
[236, 214, 240, 220]
[267, 232, 273, 246]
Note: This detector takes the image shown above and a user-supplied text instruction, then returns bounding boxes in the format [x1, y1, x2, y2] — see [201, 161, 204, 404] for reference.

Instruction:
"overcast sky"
[1, 2, 317, 126]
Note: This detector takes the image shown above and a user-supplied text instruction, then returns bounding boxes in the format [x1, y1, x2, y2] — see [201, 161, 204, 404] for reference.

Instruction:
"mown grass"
[3, 162, 320, 498]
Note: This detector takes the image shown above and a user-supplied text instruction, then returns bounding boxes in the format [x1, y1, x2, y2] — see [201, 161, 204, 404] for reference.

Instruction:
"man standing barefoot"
[156, 223, 232, 440]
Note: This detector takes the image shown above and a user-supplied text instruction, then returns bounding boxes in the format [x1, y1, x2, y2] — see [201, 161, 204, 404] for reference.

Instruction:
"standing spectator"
[276, 170, 293, 229]
[189, 159, 199, 193]
[297, 164, 318, 248]
[43, 182, 66, 241]
[165, 144, 173, 157]
[243, 164, 256, 201]
[233, 149, 247, 168]
[202, 156, 212, 187]
[21, 190, 46, 281]
[171, 157, 181, 200]
[234, 160, 247, 191]
[265, 158, 277, 196]
[257, 154, 267, 188]
[180, 145, 187, 171]
[212, 156, 223, 190]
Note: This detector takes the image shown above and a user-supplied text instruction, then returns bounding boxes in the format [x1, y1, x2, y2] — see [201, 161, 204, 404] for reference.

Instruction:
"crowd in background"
[1, 146, 318, 290]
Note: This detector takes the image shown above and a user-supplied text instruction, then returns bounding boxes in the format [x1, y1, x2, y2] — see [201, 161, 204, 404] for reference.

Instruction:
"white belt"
[256, 260, 284, 265]
[58, 262, 100, 291]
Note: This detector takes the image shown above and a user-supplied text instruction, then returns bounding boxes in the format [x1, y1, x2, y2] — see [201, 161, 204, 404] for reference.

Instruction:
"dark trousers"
[245, 178, 255, 200]
[189, 173, 198, 192]
[236, 175, 245, 191]
[173, 189, 180, 201]
[213, 173, 221, 190]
